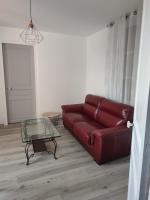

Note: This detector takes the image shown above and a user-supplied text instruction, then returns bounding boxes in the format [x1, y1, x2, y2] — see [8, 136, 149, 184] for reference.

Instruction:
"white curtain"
[106, 10, 142, 105]
[130, 10, 142, 105]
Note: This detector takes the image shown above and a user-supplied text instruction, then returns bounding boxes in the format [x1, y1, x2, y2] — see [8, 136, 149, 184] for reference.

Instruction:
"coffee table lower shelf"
[25, 138, 58, 165]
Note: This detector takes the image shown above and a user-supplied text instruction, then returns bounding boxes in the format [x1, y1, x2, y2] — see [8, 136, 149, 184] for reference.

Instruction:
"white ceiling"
[0, 0, 139, 36]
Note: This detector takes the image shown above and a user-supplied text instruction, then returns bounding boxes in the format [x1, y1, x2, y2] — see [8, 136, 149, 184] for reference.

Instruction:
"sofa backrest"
[83, 94, 103, 120]
[96, 99, 134, 128]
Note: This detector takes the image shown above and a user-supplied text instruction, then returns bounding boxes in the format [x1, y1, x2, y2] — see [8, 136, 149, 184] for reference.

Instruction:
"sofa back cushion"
[96, 99, 133, 128]
[83, 94, 103, 120]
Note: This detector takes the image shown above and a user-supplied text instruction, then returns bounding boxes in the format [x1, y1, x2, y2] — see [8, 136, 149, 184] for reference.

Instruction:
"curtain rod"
[106, 10, 137, 28]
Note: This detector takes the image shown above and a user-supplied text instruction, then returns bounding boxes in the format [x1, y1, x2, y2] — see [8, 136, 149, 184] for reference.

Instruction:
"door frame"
[0, 41, 38, 125]
[127, 0, 150, 199]
[139, 89, 150, 199]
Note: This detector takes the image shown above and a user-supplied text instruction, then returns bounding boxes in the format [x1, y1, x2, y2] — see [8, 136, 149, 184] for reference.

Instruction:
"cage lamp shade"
[20, 0, 43, 44]
[20, 19, 43, 44]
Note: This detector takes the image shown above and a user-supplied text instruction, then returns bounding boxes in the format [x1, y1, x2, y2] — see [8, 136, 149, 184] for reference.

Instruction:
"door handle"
[127, 121, 134, 128]
[7, 87, 13, 91]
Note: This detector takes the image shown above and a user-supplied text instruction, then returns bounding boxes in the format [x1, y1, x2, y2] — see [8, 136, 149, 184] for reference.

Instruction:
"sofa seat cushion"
[73, 121, 104, 145]
[63, 112, 90, 131]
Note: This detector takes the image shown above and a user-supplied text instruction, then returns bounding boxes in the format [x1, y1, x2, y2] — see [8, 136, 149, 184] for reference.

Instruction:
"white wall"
[0, 27, 86, 124]
[36, 31, 86, 115]
[86, 28, 109, 96]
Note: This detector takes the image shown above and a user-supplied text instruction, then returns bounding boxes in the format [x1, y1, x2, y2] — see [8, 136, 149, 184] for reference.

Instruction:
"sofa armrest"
[91, 127, 132, 143]
[90, 127, 132, 164]
[61, 104, 84, 113]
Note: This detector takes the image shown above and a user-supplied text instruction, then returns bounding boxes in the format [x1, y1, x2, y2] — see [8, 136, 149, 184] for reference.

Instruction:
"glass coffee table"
[21, 118, 61, 165]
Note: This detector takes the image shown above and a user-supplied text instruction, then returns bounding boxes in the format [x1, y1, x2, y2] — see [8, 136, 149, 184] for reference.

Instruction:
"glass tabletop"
[21, 118, 60, 143]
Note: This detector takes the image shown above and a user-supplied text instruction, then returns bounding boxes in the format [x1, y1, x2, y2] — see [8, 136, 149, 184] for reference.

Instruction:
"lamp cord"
[30, 0, 32, 20]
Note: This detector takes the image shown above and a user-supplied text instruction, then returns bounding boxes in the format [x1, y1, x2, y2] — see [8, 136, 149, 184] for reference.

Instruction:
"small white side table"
[42, 112, 60, 126]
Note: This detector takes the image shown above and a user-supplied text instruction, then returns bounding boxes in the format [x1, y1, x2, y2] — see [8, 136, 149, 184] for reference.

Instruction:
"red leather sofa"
[61, 94, 134, 164]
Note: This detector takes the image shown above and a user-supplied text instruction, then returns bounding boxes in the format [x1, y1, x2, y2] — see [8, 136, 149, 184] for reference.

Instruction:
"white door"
[2, 44, 36, 123]
[128, 0, 150, 199]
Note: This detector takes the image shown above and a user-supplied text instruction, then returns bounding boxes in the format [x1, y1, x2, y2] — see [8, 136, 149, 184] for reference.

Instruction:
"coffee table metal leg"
[25, 139, 58, 165]
[25, 143, 30, 165]
[52, 139, 58, 160]
[25, 143, 34, 165]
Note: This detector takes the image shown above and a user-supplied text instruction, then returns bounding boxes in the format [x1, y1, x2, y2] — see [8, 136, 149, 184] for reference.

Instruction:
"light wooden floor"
[0, 121, 129, 200]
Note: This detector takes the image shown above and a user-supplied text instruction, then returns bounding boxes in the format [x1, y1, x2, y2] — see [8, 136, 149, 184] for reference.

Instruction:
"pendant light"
[20, 0, 43, 44]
